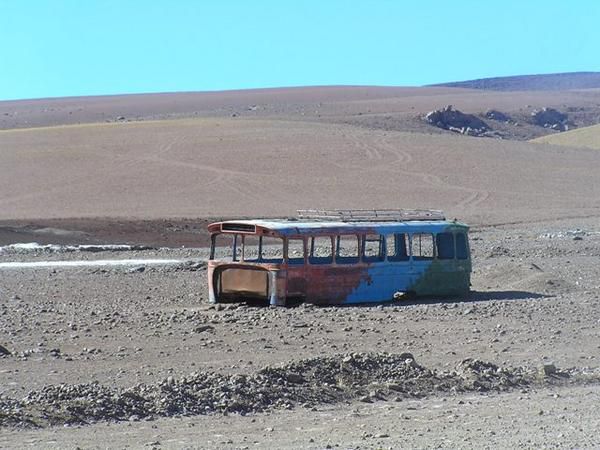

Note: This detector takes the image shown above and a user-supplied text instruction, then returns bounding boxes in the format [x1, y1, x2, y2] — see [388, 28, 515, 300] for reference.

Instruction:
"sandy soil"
[2, 84, 600, 448]
[3, 85, 600, 236]
[2, 118, 600, 227]
[532, 123, 600, 150]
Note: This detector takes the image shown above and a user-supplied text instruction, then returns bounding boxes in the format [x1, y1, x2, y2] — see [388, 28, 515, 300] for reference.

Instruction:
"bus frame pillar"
[269, 270, 285, 306]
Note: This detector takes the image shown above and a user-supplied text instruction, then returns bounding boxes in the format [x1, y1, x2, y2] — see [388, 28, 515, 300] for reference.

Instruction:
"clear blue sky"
[1, 0, 599, 100]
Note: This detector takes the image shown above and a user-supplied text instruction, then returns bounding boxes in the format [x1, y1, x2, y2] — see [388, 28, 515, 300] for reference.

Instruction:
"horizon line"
[2, 71, 600, 103]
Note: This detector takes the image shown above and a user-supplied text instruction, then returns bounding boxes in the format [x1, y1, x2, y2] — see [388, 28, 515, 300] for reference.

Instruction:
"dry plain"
[1, 84, 600, 449]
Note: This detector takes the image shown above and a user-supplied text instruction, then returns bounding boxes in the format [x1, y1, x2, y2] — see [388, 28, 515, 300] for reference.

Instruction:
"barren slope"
[3, 86, 600, 132]
[2, 118, 600, 226]
[431, 71, 600, 91]
[531, 123, 600, 149]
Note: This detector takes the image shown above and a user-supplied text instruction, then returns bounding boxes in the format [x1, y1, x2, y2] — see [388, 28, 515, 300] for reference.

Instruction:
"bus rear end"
[207, 222, 287, 306]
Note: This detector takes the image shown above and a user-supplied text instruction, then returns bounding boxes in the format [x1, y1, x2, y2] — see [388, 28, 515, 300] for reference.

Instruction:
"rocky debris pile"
[485, 109, 513, 122]
[539, 229, 600, 240]
[0, 352, 545, 428]
[531, 107, 570, 131]
[424, 105, 490, 136]
[455, 359, 528, 391]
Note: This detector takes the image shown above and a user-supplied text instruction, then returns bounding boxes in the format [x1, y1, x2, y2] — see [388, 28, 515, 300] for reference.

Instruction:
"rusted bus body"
[207, 219, 471, 306]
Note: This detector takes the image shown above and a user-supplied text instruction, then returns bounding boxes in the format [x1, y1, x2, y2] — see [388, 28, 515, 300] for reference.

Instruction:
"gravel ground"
[1, 217, 600, 448]
[3, 385, 599, 449]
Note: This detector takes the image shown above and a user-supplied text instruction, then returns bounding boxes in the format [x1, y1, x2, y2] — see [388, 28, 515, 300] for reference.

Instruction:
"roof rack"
[297, 209, 446, 222]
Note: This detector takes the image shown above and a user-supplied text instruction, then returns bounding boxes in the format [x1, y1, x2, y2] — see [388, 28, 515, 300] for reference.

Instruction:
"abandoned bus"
[207, 209, 471, 306]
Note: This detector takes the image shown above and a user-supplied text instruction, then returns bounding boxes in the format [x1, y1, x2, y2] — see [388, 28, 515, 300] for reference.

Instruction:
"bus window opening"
[363, 234, 384, 262]
[309, 236, 333, 264]
[260, 236, 284, 263]
[411, 233, 434, 260]
[336, 235, 360, 264]
[287, 238, 305, 265]
[211, 234, 238, 261]
[436, 232, 455, 259]
[456, 233, 469, 260]
[387, 233, 409, 261]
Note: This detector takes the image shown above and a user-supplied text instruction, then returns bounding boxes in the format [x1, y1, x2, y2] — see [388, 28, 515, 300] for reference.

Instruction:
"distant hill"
[431, 72, 600, 91]
[531, 123, 600, 149]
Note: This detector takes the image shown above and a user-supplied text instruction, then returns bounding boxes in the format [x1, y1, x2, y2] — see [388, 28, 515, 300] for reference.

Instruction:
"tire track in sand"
[338, 127, 491, 209]
[137, 135, 277, 204]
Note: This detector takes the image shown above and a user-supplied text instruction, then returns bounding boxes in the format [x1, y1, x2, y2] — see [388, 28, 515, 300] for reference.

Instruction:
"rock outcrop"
[531, 108, 570, 131]
[424, 105, 490, 136]
[485, 109, 513, 122]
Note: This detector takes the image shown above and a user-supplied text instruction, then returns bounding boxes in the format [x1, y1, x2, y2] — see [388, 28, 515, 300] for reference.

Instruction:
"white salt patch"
[0, 242, 156, 255]
[0, 259, 193, 270]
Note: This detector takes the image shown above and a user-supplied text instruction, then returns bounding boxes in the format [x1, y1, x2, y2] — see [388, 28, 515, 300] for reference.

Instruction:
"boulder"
[485, 109, 512, 122]
[424, 105, 490, 136]
[539, 363, 557, 377]
[531, 108, 569, 131]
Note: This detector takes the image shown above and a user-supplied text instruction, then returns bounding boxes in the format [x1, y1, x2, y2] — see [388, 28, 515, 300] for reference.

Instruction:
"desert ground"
[532, 123, 600, 150]
[1, 77, 600, 449]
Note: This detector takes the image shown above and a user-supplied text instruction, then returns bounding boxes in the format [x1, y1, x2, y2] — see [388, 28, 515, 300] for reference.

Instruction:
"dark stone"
[286, 373, 305, 384]
[424, 105, 490, 136]
[531, 108, 569, 131]
[485, 109, 512, 122]
[193, 325, 215, 333]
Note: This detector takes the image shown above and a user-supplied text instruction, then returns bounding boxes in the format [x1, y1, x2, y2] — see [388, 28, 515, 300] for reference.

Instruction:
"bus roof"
[209, 219, 469, 236]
